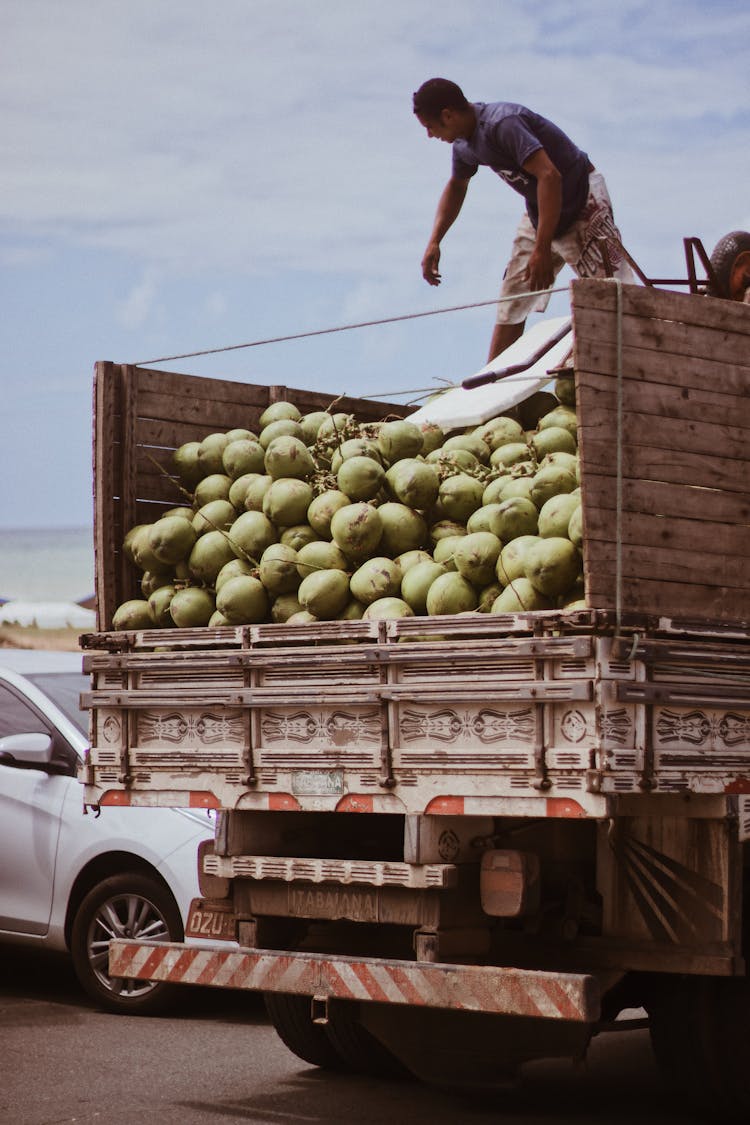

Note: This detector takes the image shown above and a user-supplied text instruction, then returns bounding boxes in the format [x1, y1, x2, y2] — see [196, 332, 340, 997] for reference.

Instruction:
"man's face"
[416, 108, 463, 143]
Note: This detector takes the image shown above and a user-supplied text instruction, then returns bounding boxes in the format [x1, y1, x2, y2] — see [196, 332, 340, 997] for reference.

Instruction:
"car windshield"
[25, 672, 89, 736]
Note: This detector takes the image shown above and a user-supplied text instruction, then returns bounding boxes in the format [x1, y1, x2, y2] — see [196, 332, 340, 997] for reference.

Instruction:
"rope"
[133, 285, 569, 367]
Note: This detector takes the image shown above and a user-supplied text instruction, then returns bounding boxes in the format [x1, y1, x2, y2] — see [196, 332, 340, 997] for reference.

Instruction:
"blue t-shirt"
[451, 102, 590, 236]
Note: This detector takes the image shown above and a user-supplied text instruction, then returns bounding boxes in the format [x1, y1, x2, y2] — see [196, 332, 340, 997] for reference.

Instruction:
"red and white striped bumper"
[109, 940, 600, 1022]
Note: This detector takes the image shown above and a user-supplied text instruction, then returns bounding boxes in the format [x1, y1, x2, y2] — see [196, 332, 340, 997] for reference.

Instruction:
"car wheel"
[70, 872, 183, 1015]
[708, 230, 750, 300]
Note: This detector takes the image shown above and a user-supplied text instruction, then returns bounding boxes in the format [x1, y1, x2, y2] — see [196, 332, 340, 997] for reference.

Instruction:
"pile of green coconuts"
[112, 374, 585, 631]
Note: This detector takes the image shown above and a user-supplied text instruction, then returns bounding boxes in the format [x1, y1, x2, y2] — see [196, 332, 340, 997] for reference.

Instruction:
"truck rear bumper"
[109, 939, 600, 1022]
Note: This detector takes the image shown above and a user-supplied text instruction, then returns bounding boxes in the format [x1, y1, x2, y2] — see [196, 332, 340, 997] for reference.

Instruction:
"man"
[413, 78, 633, 361]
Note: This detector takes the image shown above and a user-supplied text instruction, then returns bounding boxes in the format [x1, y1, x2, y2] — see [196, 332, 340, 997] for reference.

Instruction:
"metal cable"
[133, 285, 569, 367]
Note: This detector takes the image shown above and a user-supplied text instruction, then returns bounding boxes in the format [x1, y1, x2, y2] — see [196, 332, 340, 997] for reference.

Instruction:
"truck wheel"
[648, 974, 750, 1120]
[324, 999, 410, 1079]
[708, 230, 750, 300]
[70, 872, 183, 1016]
[264, 993, 345, 1070]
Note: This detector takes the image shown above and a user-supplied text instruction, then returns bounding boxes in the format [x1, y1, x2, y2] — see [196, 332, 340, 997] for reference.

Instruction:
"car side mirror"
[0, 732, 54, 767]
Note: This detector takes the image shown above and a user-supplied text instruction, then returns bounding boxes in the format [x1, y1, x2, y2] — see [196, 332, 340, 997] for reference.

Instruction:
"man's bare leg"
[487, 319, 525, 362]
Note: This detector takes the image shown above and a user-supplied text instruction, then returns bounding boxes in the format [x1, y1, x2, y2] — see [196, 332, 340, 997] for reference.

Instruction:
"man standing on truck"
[413, 78, 633, 361]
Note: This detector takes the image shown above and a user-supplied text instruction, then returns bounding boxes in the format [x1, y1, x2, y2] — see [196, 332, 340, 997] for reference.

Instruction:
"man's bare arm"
[421, 177, 470, 285]
[522, 149, 562, 291]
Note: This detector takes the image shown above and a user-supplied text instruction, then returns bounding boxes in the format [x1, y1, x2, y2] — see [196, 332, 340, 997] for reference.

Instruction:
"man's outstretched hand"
[421, 241, 442, 285]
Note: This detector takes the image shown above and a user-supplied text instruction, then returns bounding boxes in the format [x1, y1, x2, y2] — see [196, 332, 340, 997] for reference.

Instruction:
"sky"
[2, 0, 749, 530]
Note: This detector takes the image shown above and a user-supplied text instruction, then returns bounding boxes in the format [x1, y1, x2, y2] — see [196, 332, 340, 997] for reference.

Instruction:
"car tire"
[70, 872, 183, 1016]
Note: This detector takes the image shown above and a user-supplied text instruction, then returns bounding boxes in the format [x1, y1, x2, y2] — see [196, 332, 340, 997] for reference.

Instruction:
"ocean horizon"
[0, 527, 95, 604]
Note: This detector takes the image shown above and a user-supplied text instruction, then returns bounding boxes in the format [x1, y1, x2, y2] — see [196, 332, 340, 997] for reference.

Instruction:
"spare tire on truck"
[708, 230, 750, 301]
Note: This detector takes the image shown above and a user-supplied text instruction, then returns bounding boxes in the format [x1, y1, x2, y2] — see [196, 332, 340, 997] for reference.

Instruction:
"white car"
[0, 648, 214, 1014]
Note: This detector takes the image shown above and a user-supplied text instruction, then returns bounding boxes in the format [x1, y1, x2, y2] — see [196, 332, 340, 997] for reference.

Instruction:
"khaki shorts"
[496, 171, 634, 324]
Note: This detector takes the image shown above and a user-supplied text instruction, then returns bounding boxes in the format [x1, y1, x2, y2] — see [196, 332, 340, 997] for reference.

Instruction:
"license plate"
[291, 769, 344, 796]
[186, 899, 238, 941]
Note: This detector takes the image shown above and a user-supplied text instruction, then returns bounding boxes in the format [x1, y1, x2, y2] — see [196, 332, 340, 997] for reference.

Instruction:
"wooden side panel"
[93, 364, 413, 625]
[572, 280, 750, 622]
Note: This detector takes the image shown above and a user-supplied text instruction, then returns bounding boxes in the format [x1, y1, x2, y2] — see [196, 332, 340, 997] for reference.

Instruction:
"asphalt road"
[1, 947, 705, 1125]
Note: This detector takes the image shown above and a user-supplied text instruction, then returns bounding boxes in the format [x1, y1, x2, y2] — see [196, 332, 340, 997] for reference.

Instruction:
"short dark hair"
[412, 78, 470, 119]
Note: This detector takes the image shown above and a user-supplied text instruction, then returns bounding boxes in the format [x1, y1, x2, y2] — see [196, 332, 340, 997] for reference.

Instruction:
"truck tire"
[70, 871, 183, 1016]
[648, 974, 750, 1121]
[264, 993, 345, 1070]
[323, 999, 410, 1079]
[708, 230, 750, 300]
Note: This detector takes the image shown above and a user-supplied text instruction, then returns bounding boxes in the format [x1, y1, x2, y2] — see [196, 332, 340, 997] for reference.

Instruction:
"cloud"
[116, 268, 161, 328]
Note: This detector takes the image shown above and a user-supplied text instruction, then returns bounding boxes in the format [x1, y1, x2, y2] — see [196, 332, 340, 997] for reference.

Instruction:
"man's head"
[412, 78, 474, 142]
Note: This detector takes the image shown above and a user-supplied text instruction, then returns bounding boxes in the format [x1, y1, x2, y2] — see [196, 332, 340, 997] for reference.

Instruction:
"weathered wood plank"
[575, 305, 750, 369]
[585, 573, 750, 622]
[573, 341, 750, 398]
[584, 540, 748, 589]
[572, 278, 750, 337]
[581, 473, 750, 524]
[579, 435, 748, 494]
[576, 371, 750, 430]
[582, 505, 750, 558]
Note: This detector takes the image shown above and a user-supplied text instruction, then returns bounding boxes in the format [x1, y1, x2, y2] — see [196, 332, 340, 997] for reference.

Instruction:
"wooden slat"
[581, 473, 750, 524]
[573, 339, 750, 398]
[572, 277, 750, 337]
[580, 436, 748, 494]
[583, 505, 750, 559]
[576, 370, 750, 431]
[584, 541, 747, 590]
[585, 575, 749, 622]
[93, 362, 121, 631]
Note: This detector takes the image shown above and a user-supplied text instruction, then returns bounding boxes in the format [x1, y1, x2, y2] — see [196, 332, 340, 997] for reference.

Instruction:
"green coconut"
[300, 411, 330, 445]
[568, 505, 584, 549]
[476, 416, 525, 450]
[426, 447, 480, 472]
[194, 473, 233, 507]
[271, 593, 304, 623]
[141, 570, 173, 598]
[494, 497, 539, 541]
[172, 442, 204, 487]
[442, 433, 491, 464]
[330, 502, 383, 561]
[438, 474, 485, 523]
[539, 450, 578, 477]
[491, 579, 553, 613]
[188, 530, 237, 584]
[263, 478, 314, 526]
[242, 474, 273, 512]
[349, 557, 401, 606]
[523, 537, 582, 598]
[308, 490, 352, 539]
[258, 401, 301, 428]
[208, 610, 231, 627]
[426, 571, 478, 616]
[386, 458, 440, 510]
[216, 575, 269, 624]
[377, 419, 424, 464]
[225, 428, 256, 443]
[433, 536, 462, 570]
[196, 433, 230, 476]
[131, 526, 172, 575]
[112, 599, 154, 630]
[529, 465, 577, 509]
[466, 503, 505, 538]
[539, 405, 578, 437]
[148, 515, 197, 565]
[298, 568, 351, 619]
[362, 597, 415, 621]
[453, 532, 503, 587]
[317, 412, 354, 442]
[340, 599, 365, 621]
[259, 418, 304, 449]
[337, 456, 386, 501]
[287, 610, 319, 624]
[400, 560, 446, 614]
[229, 474, 258, 509]
[264, 435, 315, 481]
[215, 558, 256, 592]
[531, 426, 577, 459]
[395, 549, 433, 575]
[490, 441, 531, 469]
[170, 586, 216, 627]
[162, 506, 194, 521]
[498, 475, 535, 502]
[258, 544, 301, 595]
[482, 476, 511, 506]
[538, 493, 582, 539]
[430, 519, 467, 544]
[296, 540, 348, 578]
[192, 500, 236, 537]
[477, 582, 503, 613]
[496, 535, 541, 586]
[419, 422, 445, 454]
[280, 524, 321, 551]
[554, 373, 576, 407]
[148, 585, 177, 628]
[230, 510, 278, 562]
[330, 438, 382, 474]
[378, 502, 428, 555]
[222, 439, 266, 479]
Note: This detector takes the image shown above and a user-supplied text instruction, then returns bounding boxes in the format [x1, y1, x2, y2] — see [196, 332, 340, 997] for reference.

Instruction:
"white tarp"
[408, 315, 572, 431]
